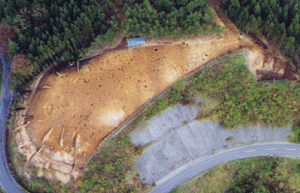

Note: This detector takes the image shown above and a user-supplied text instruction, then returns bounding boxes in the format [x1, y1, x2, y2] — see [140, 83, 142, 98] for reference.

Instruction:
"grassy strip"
[171, 156, 300, 193]
[288, 125, 300, 144]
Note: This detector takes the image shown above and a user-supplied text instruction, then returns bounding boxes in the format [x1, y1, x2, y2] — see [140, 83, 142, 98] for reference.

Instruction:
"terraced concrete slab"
[129, 104, 198, 146]
[128, 103, 292, 185]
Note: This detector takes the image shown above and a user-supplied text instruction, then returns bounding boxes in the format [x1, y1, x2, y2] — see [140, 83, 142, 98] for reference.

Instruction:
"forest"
[0, 0, 221, 90]
[122, 0, 221, 37]
[0, 0, 116, 89]
[223, 0, 300, 58]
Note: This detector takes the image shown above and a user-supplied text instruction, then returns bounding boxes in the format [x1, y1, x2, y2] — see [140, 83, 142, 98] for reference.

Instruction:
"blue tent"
[127, 38, 146, 46]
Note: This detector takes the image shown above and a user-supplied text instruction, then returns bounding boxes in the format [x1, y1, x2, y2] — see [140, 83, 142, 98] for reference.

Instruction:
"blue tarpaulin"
[127, 38, 146, 46]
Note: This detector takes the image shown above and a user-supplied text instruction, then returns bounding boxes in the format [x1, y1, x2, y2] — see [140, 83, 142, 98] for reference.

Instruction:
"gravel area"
[128, 103, 292, 185]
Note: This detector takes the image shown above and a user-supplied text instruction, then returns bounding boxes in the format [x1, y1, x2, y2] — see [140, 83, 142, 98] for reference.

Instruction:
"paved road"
[0, 51, 24, 193]
[150, 142, 300, 193]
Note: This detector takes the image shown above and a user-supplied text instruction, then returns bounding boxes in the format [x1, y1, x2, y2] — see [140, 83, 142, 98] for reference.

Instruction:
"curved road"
[150, 142, 300, 193]
[0, 51, 24, 193]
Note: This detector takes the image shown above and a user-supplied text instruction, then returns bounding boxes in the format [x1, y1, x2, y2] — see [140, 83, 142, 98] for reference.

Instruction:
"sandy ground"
[15, 19, 267, 182]
[26, 43, 191, 165]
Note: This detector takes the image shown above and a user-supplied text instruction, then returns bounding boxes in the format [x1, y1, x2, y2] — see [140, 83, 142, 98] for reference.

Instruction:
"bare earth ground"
[13, 18, 282, 183]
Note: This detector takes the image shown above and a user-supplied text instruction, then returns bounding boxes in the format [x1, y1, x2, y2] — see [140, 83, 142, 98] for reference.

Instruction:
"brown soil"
[27, 28, 253, 166]
[13, 13, 280, 182]
[27, 43, 191, 162]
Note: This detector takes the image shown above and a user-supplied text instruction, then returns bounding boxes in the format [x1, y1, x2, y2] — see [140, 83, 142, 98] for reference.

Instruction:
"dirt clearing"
[14, 24, 265, 182]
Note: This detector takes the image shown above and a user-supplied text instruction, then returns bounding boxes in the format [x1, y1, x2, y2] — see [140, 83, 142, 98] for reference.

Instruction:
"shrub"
[289, 125, 300, 143]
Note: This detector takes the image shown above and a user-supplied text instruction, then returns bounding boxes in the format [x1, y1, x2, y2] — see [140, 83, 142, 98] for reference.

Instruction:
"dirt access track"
[13, 18, 273, 183]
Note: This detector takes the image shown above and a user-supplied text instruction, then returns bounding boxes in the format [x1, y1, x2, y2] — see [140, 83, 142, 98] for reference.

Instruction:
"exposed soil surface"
[13, 14, 284, 182]
[27, 43, 190, 165]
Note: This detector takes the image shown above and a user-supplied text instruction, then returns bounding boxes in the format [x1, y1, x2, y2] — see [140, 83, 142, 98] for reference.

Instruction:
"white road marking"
[286, 149, 296, 151]
[245, 150, 256, 152]
[266, 148, 276, 150]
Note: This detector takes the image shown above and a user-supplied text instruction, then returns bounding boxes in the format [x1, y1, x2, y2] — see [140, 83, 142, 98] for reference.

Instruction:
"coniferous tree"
[224, 0, 300, 57]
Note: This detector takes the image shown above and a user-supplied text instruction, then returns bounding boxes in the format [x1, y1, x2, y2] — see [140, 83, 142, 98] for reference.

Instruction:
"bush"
[174, 81, 185, 92]
[11, 54, 32, 75]
[191, 54, 298, 128]
[289, 125, 300, 143]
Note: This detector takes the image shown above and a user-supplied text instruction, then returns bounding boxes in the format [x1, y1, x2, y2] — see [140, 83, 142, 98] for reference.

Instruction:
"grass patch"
[139, 50, 300, 129]
[80, 133, 151, 192]
[288, 124, 300, 144]
[172, 156, 300, 193]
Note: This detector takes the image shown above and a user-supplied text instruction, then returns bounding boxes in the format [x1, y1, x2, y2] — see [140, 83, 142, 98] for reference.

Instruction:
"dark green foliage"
[1, 0, 223, 90]
[289, 124, 300, 143]
[174, 81, 186, 92]
[122, 0, 222, 37]
[80, 134, 148, 192]
[172, 156, 300, 192]
[227, 157, 299, 193]
[192, 54, 300, 128]
[1, 0, 114, 87]
[224, 0, 300, 57]
[144, 88, 185, 120]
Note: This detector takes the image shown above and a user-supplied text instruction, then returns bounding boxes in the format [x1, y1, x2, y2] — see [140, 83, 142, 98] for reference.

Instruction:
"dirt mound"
[244, 47, 265, 76]
[244, 47, 288, 81]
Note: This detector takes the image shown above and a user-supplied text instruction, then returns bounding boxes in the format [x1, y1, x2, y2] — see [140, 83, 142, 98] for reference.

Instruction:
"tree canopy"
[224, 0, 300, 57]
[1, 0, 111, 67]
[122, 0, 222, 37]
[0, 0, 222, 89]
